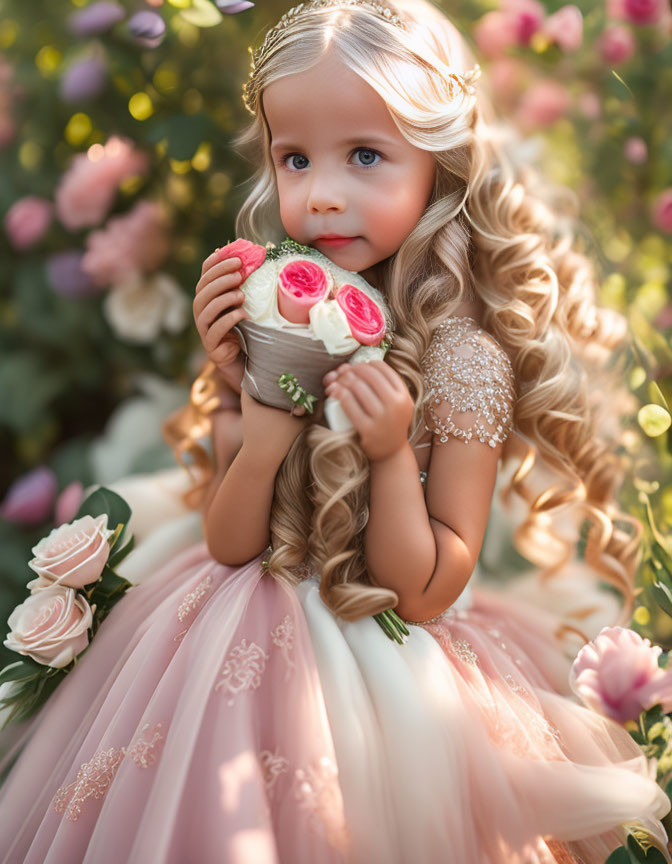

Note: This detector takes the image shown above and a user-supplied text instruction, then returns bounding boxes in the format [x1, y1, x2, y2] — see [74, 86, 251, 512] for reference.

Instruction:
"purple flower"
[0, 466, 58, 526]
[60, 56, 107, 103]
[216, 0, 255, 12]
[128, 11, 166, 47]
[46, 250, 100, 299]
[68, 1, 126, 36]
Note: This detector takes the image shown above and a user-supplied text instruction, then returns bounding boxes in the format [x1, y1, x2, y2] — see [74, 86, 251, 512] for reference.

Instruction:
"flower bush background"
[0, 0, 671, 817]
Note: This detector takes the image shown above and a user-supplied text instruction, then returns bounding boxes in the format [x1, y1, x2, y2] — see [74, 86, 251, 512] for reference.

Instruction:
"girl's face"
[263, 50, 436, 277]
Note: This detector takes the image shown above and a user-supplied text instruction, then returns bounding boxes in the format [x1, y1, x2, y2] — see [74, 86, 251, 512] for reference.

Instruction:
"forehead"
[263, 50, 401, 148]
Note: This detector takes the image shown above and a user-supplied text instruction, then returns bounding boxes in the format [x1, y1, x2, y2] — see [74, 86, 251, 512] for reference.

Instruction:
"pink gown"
[0, 317, 669, 864]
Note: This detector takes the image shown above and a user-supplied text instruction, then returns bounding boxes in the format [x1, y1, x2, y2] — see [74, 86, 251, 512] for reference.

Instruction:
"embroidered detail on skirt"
[177, 573, 213, 622]
[215, 638, 269, 706]
[128, 722, 165, 768]
[271, 613, 295, 679]
[259, 748, 289, 798]
[53, 745, 127, 822]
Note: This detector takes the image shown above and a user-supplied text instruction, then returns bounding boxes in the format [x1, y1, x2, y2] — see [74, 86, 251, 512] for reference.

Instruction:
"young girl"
[0, 0, 670, 861]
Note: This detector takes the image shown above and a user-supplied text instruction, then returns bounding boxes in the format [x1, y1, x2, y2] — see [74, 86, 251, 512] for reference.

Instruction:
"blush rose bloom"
[543, 5, 583, 52]
[26, 513, 114, 591]
[81, 200, 170, 288]
[4, 196, 53, 251]
[569, 626, 672, 723]
[55, 136, 149, 231]
[597, 24, 636, 65]
[4, 587, 94, 668]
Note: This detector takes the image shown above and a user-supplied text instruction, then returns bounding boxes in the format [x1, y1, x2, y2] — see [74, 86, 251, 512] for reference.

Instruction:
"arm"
[203, 390, 313, 566]
[366, 430, 502, 621]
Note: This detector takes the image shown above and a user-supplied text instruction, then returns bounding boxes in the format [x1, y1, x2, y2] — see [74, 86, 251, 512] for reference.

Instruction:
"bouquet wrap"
[220, 238, 392, 415]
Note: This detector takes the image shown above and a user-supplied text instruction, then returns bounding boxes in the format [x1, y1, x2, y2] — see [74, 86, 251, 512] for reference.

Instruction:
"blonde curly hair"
[165, 0, 641, 635]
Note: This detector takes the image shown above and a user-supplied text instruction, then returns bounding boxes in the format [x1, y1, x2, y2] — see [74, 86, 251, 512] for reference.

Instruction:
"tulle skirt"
[0, 470, 669, 864]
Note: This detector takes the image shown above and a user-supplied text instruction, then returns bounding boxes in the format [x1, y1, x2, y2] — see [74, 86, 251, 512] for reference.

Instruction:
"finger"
[367, 360, 407, 393]
[203, 308, 250, 353]
[194, 271, 244, 316]
[210, 341, 240, 367]
[329, 384, 371, 431]
[343, 363, 395, 403]
[197, 257, 242, 291]
[196, 289, 246, 331]
[290, 404, 307, 417]
[328, 371, 384, 416]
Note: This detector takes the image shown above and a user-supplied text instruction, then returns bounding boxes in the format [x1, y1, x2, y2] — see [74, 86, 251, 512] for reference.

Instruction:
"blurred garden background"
[0, 0, 670, 688]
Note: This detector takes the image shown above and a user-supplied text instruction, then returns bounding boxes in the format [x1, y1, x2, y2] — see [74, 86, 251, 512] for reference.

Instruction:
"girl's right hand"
[193, 250, 251, 376]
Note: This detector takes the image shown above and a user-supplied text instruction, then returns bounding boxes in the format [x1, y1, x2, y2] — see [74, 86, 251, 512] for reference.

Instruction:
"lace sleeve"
[421, 317, 516, 449]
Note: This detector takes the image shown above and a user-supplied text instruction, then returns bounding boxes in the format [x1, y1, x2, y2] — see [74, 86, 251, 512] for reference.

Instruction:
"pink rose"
[335, 283, 386, 346]
[515, 79, 571, 131]
[0, 466, 58, 526]
[277, 260, 330, 324]
[81, 200, 170, 287]
[624, 136, 648, 164]
[543, 5, 583, 52]
[569, 625, 672, 723]
[474, 12, 518, 57]
[4, 196, 53, 251]
[27, 513, 114, 591]
[501, 0, 545, 44]
[217, 238, 266, 281]
[55, 136, 150, 231]
[597, 24, 636, 64]
[4, 586, 94, 668]
[652, 188, 672, 234]
[623, 0, 666, 25]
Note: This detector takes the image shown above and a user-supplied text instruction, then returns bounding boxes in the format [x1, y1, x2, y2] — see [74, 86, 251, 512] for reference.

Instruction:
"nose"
[306, 169, 346, 214]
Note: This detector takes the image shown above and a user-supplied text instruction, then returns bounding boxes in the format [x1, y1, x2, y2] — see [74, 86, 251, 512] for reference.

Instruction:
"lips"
[316, 235, 355, 241]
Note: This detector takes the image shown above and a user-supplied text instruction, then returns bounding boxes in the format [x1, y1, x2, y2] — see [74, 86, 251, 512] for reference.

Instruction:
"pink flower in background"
[624, 136, 648, 164]
[55, 136, 150, 231]
[597, 24, 636, 64]
[578, 92, 602, 119]
[54, 481, 85, 526]
[607, 0, 669, 27]
[570, 626, 672, 723]
[4, 586, 93, 668]
[543, 5, 583, 52]
[474, 12, 518, 57]
[515, 79, 571, 131]
[501, 0, 545, 45]
[652, 189, 672, 234]
[0, 466, 58, 525]
[82, 200, 171, 287]
[4, 196, 53, 251]
[489, 58, 530, 111]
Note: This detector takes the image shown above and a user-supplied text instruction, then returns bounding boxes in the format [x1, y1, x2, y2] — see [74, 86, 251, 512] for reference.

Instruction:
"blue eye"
[279, 147, 383, 171]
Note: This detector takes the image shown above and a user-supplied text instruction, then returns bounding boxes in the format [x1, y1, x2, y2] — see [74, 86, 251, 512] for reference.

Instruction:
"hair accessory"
[242, 0, 406, 114]
[241, 0, 481, 114]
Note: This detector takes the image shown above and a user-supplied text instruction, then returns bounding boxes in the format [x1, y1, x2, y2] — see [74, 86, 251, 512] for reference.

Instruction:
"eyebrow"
[270, 135, 397, 151]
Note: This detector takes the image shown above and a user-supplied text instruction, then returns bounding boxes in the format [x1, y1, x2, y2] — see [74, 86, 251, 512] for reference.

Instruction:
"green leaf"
[605, 849, 631, 864]
[0, 658, 45, 686]
[626, 831, 669, 863]
[75, 487, 132, 545]
[108, 535, 135, 568]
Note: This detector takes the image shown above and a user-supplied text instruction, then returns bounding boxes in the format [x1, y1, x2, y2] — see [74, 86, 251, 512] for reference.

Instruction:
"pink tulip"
[597, 24, 636, 64]
[4, 196, 53, 251]
[543, 5, 583, 52]
[0, 466, 58, 526]
[515, 80, 571, 131]
[652, 188, 672, 234]
[570, 626, 672, 723]
[54, 481, 85, 526]
[624, 136, 648, 164]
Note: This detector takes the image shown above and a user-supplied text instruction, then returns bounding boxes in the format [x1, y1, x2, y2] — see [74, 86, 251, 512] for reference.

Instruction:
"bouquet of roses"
[220, 237, 393, 426]
[0, 487, 134, 730]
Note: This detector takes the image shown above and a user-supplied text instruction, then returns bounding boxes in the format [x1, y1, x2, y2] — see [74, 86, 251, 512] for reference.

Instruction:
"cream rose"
[4, 586, 94, 668]
[309, 297, 359, 355]
[28, 513, 114, 590]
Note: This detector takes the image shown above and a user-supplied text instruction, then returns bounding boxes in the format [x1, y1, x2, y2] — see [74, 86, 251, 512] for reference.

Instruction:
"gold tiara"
[241, 0, 481, 114]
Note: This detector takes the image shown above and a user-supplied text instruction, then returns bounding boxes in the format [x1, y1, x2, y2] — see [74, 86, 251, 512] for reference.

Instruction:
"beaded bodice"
[420, 316, 516, 450]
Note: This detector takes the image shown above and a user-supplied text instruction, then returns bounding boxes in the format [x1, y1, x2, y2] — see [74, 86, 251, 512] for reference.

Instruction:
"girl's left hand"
[323, 361, 414, 462]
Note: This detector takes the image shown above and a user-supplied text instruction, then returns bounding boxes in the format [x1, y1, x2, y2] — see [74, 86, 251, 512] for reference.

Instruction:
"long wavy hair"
[165, 0, 641, 637]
